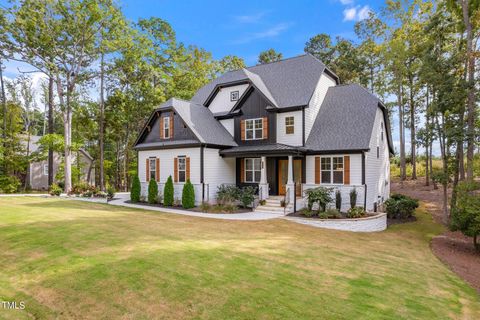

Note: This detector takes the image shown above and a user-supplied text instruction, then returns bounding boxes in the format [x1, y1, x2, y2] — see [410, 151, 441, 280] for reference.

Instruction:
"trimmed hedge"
[182, 179, 195, 209]
[148, 179, 158, 204]
[385, 193, 419, 219]
[163, 175, 174, 206]
[131, 175, 141, 202]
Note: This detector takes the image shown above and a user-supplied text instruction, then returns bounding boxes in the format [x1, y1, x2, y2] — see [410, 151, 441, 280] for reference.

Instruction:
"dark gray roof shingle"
[220, 143, 305, 156]
[305, 84, 394, 153]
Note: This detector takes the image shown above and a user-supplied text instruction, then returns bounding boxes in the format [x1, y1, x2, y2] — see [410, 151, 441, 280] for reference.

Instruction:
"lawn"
[0, 198, 479, 319]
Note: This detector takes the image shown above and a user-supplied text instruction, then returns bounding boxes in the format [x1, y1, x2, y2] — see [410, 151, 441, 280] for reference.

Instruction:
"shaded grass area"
[0, 198, 479, 319]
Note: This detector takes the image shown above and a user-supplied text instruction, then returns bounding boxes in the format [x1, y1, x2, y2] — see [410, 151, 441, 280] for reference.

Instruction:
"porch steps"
[254, 196, 292, 214]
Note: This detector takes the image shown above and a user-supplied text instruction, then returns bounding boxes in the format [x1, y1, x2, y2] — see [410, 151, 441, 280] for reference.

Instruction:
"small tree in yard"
[131, 175, 141, 202]
[148, 179, 158, 204]
[450, 182, 480, 252]
[163, 176, 174, 206]
[305, 187, 333, 212]
[182, 179, 195, 209]
[349, 188, 357, 209]
[335, 190, 342, 211]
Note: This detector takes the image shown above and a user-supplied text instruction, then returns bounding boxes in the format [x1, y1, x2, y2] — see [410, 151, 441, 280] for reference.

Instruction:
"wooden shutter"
[344, 155, 350, 185]
[240, 159, 245, 183]
[146, 158, 150, 181]
[174, 157, 178, 182]
[315, 157, 320, 184]
[186, 157, 190, 181]
[263, 117, 268, 139]
[159, 117, 164, 139]
[240, 120, 245, 141]
[170, 112, 174, 140]
[155, 158, 160, 182]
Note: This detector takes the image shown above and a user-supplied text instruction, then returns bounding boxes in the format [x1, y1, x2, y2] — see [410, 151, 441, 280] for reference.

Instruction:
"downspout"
[302, 106, 306, 147]
[200, 145, 205, 202]
[362, 152, 367, 209]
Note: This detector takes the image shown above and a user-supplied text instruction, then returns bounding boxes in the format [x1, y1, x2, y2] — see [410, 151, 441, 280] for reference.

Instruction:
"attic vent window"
[230, 91, 239, 101]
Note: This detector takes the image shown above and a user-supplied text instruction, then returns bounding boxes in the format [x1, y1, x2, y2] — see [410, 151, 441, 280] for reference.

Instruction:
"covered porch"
[220, 144, 305, 203]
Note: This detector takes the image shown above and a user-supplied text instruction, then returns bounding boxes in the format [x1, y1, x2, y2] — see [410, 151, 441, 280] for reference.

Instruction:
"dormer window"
[245, 118, 263, 140]
[230, 91, 239, 101]
[163, 116, 170, 139]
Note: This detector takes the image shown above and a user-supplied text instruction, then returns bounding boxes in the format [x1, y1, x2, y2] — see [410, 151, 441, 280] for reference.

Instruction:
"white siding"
[219, 118, 234, 136]
[304, 154, 364, 212]
[203, 147, 236, 203]
[276, 111, 302, 146]
[305, 73, 336, 139]
[365, 108, 390, 211]
[208, 84, 249, 114]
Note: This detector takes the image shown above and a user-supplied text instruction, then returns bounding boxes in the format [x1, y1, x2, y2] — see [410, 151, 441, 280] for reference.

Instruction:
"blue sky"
[121, 0, 384, 66]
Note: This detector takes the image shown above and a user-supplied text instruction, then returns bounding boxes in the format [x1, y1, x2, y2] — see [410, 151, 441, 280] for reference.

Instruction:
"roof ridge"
[246, 53, 308, 69]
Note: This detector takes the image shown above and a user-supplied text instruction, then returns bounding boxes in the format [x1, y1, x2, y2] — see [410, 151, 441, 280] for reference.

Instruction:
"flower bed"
[285, 212, 387, 232]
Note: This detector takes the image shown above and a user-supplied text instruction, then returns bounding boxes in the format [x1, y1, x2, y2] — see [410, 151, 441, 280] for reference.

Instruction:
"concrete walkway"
[108, 193, 284, 221]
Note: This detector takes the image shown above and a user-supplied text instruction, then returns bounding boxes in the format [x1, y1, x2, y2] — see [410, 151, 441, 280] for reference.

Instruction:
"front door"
[278, 159, 302, 196]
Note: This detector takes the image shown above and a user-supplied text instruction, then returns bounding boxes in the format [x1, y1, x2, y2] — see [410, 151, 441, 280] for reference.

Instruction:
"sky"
[2, 0, 418, 155]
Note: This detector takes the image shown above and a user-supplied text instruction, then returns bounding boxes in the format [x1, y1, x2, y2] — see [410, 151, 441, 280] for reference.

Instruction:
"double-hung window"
[321, 156, 344, 184]
[285, 116, 294, 134]
[245, 158, 261, 183]
[245, 118, 263, 140]
[163, 116, 170, 139]
[43, 164, 48, 176]
[149, 158, 156, 180]
[178, 156, 186, 182]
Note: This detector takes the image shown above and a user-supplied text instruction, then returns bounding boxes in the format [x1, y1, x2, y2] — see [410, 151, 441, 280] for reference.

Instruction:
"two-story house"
[133, 54, 394, 213]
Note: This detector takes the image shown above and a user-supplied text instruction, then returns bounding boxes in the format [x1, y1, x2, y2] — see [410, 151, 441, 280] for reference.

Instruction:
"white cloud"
[339, 0, 354, 5]
[232, 23, 292, 44]
[234, 12, 266, 24]
[343, 5, 371, 22]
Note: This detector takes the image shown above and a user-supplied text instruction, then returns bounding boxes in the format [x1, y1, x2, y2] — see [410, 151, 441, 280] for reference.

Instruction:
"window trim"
[285, 116, 294, 135]
[149, 157, 156, 181]
[320, 156, 344, 185]
[43, 164, 48, 176]
[244, 158, 261, 183]
[163, 116, 170, 139]
[244, 118, 263, 140]
[177, 156, 186, 183]
[230, 90, 239, 101]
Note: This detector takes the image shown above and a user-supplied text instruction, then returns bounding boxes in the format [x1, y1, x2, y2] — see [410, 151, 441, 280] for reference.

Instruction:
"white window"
[149, 158, 156, 180]
[163, 116, 170, 139]
[381, 122, 384, 141]
[245, 158, 261, 183]
[245, 118, 263, 140]
[321, 156, 343, 184]
[178, 156, 186, 182]
[285, 116, 294, 134]
[230, 91, 239, 101]
[43, 164, 48, 176]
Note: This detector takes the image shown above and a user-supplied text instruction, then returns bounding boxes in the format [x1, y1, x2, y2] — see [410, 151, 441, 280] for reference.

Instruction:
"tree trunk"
[99, 53, 105, 191]
[474, 234, 479, 252]
[437, 114, 449, 224]
[425, 92, 430, 186]
[409, 74, 416, 180]
[460, 0, 476, 181]
[398, 83, 406, 181]
[0, 59, 7, 174]
[48, 77, 54, 187]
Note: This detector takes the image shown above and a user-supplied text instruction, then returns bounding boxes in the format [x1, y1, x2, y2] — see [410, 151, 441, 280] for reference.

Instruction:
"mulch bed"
[392, 178, 480, 293]
[287, 211, 378, 219]
[124, 200, 252, 214]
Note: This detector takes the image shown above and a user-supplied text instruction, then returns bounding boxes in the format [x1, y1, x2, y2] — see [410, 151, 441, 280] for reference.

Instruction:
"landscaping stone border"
[283, 212, 387, 232]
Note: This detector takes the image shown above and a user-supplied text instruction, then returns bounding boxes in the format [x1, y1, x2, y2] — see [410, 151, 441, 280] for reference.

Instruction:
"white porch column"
[286, 155, 295, 204]
[259, 156, 269, 200]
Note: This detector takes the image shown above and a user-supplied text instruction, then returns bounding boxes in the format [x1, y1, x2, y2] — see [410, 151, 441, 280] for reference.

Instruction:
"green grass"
[0, 198, 479, 319]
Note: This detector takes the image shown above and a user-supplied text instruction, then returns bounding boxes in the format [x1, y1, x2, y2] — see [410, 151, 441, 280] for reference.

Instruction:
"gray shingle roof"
[305, 84, 394, 153]
[192, 54, 333, 109]
[220, 143, 305, 156]
[134, 140, 200, 150]
[159, 98, 237, 147]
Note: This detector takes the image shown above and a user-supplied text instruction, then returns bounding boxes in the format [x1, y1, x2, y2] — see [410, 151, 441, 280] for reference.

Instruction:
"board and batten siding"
[208, 84, 249, 114]
[276, 110, 302, 146]
[365, 107, 390, 211]
[305, 73, 336, 139]
[203, 147, 236, 202]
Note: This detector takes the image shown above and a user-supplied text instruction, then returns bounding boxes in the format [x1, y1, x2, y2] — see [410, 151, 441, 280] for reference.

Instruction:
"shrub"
[239, 186, 256, 208]
[318, 211, 329, 219]
[71, 181, 89, 195]
[106, 184, 115, 200]
[49, 183, 62, 196]
[148, 179, 158, 204]
[259, 199, 266, 206]
[131, 175, 141, 202]
[0, 175, 21, 193]
[216, 184, 240, 205]
[300, 208, 315, 217]
[450, 181, 480, 251]
[347, 206, 365, 218]
[385, 194, 419, 219]
[325, 208, 341, 219]
[200, 202, 211, 212]
[335, 190, 342, 211]
[305, 187, 333, 212]
[349, 188, 357, 209]
[182, 179, 195, 209]
[223, 204, 237, 213]
[163, 176, 174, 206]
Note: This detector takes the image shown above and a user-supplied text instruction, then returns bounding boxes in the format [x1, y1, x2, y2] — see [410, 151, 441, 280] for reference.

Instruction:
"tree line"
[0, 0, 479, 224]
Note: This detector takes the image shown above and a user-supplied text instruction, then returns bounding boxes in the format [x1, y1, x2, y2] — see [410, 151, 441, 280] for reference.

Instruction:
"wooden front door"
[278, 159, 302, 196]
